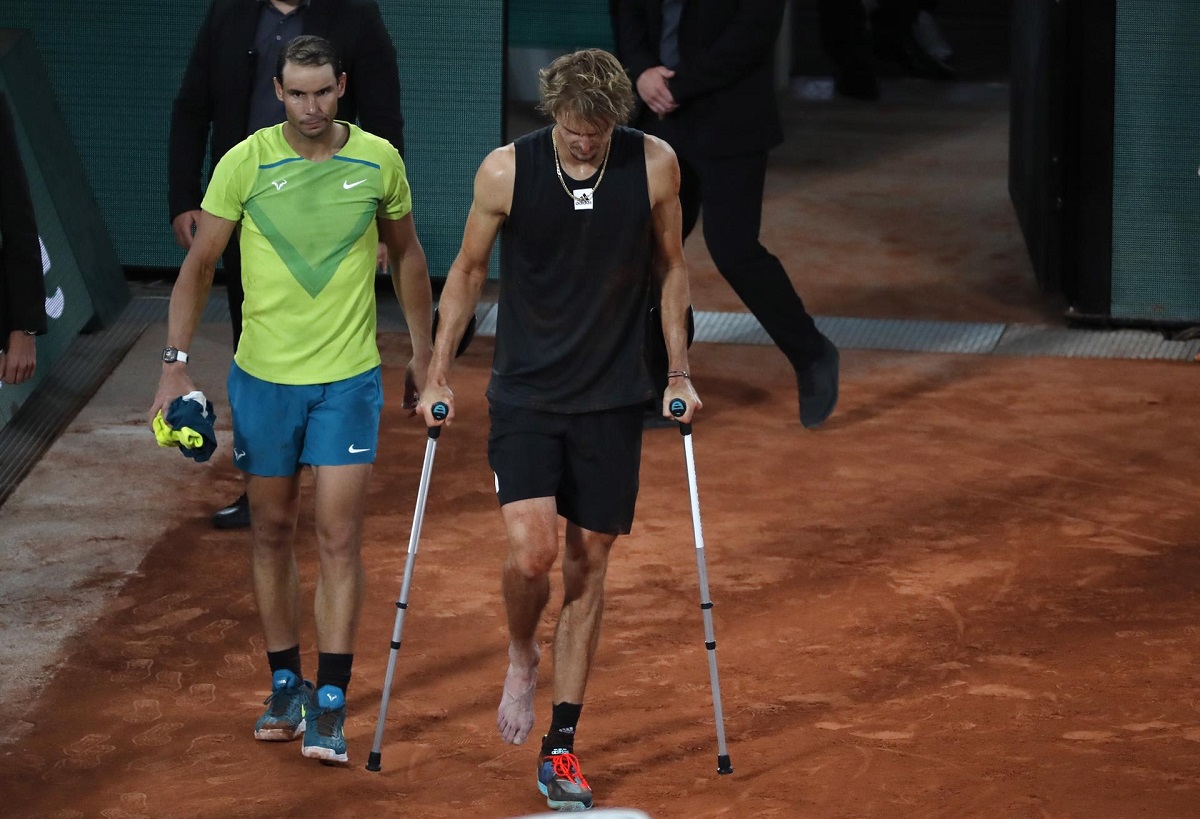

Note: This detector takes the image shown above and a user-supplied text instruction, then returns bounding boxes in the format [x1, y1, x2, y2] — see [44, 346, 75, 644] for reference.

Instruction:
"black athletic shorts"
[487, 400, 644, 535]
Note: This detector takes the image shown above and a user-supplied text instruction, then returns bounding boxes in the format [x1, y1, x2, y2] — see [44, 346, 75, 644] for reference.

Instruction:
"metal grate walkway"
[479, 304, 1200, 362]
[3, 296, 1197, 506]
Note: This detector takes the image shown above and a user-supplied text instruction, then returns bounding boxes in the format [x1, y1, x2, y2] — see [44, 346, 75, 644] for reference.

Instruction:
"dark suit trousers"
[677, 148, 823, 371]
[812, 0, 871, 74]
[809, 0, 923, 73]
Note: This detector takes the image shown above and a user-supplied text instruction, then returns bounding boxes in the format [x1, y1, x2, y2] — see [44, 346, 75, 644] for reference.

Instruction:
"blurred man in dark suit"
[614, 0, 840, 429]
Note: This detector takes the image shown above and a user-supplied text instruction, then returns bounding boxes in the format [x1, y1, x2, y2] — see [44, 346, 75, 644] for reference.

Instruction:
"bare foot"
[497, 643, 539, 744]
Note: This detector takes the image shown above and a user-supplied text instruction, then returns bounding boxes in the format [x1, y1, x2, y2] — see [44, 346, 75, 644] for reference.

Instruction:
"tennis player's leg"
[498, 496, 558, 745]
[553, 403, 642, 707]
[489, 401, 568, 745]
[228, 362, 311, 741]
[297, 366, 383, 765]
[553, 526, 615, 706]
[536, 404, 642, 812]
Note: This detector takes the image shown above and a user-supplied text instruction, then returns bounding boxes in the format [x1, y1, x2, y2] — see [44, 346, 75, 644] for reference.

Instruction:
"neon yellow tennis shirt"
[202, 122, 411, 385]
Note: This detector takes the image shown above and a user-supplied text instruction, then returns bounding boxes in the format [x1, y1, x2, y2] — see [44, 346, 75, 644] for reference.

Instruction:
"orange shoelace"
[549, 752, 590, 789]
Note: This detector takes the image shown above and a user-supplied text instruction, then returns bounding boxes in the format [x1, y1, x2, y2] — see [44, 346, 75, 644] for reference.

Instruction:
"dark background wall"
[1010, 0, 1200, 326]
[789, 0, 1012, 81]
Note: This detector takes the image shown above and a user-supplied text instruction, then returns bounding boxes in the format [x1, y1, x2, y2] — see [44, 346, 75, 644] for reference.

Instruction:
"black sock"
[541, 701, 583, 756]
[266, 645, 302, 680]
[316, 652, 353, 696]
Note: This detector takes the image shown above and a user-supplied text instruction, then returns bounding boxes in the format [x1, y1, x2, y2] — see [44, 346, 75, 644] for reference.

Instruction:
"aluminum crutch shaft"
[366, 402, 447, 772]
[670, 398, 733, 776]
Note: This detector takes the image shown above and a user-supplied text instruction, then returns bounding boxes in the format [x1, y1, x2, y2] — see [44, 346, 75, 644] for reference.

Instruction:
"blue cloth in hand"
[162, 390, 218, 463]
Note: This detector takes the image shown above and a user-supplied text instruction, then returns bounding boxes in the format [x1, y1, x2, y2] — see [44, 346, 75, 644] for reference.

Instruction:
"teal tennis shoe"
[253, 669, 312, 741]
[302, 684, 348, 764]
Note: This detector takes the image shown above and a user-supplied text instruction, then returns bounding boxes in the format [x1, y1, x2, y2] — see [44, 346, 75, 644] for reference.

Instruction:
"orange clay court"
[3, 84, 1200, 818]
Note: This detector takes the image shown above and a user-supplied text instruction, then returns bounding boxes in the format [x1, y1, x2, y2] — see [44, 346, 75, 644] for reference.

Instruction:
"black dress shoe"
[797, 336, 840, 429]
[212, 492, 250, 529]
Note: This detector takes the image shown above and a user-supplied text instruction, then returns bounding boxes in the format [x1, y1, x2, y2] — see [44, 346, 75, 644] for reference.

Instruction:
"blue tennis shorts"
[227, 362, 383, 477]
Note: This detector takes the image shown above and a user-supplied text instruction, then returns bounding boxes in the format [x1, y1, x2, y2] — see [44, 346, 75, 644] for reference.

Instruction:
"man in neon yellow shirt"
[149, 35, 432, 766]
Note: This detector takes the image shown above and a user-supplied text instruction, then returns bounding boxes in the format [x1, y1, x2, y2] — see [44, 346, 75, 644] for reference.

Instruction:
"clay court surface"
[4, 85, 1200, 817]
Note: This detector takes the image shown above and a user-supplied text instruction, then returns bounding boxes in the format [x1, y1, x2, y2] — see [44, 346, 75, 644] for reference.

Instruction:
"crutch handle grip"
[669, 398, 693, 435]
[428, 402, 449, 440]
[668, 398, 693, 434]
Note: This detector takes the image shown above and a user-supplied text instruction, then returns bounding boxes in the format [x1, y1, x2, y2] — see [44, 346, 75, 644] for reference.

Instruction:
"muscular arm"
[378, 212, 432, 412]
[645, 135, 701, 422]
[418, 145, 513, 426]
[148, 211, 237, 424]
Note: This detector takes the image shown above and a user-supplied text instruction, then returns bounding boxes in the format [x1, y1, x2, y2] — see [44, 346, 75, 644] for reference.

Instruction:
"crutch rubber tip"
[366, 752, 382, 772]
[717, 754, 733, 775]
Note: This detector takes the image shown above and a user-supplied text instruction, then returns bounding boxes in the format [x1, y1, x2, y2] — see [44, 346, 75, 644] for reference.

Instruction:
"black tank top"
[488, 125, 655, 413]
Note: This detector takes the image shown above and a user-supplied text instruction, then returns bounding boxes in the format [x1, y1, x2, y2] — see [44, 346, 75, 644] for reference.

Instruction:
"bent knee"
[507, 543, 558, 579]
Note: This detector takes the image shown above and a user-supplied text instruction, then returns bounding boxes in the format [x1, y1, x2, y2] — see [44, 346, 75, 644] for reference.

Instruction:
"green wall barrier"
[1111, 0, 1200, 323]
[0, 29, 127, 429]
[0, 1, 503, 278]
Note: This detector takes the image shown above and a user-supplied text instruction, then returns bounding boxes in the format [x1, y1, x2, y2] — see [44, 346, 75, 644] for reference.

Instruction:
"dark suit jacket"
[614, 0, 785, 158]
[168, 0, 405, 221]
[0, 92, 47, 343]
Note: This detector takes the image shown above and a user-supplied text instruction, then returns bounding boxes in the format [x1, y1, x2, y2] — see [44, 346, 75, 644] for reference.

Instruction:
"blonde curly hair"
[538, 48, 634, 128]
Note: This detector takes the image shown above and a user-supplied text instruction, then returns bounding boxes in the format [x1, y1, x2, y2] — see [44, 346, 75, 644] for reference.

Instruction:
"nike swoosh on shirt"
[343, 179, 366, 189]
[348, 445, 370, 454]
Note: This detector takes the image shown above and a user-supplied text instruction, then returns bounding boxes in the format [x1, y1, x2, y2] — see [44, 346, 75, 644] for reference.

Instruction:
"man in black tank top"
[418, 48, 699, 813]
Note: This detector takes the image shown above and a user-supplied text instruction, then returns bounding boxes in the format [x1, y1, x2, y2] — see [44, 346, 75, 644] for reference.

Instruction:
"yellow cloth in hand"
[153, 411, 205, 450]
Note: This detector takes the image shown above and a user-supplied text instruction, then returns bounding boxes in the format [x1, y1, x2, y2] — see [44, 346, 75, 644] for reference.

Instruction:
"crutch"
[366, 401, 448, 772]
[670, 398, 733, 776]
